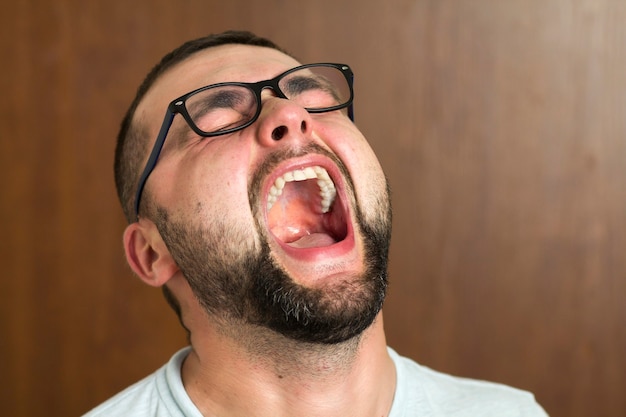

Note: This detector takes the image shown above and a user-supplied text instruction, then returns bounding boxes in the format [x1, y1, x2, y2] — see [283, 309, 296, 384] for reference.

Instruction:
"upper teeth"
[267, 166, 337, 213]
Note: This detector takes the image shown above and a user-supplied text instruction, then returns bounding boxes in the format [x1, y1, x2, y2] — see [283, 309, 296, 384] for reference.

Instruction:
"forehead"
[136, 44, 302, 133]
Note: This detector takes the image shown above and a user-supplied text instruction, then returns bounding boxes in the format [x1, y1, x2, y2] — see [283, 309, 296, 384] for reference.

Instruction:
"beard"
[149, 147, 392, 345]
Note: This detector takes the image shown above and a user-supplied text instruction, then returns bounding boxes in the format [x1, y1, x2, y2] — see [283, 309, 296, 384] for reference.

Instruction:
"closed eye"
[186, 87, 257, 133]
[188, 88, 251, 117]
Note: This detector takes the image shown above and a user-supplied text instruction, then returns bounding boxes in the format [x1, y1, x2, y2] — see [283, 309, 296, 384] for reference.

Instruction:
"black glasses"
[133, 63, 355, 220]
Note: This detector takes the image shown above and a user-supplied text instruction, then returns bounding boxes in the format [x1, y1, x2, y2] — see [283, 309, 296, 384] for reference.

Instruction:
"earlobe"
[123, 221, 179, 287]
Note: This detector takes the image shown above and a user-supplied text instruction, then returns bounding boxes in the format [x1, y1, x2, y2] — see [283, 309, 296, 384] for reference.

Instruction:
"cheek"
[319, 123, 388, 215]
[350, 145, 388, 222]
[151, 148, 256, 227]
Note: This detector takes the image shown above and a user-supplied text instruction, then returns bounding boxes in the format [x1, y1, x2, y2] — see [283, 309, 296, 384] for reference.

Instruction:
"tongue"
[288, 232, 337, 248]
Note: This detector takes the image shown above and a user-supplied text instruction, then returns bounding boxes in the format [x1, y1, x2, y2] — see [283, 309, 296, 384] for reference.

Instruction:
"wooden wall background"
[1, 1, 624, 416]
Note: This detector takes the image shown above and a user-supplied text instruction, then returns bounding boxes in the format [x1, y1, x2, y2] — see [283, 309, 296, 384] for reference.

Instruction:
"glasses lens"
[278, 65, 351, 113]
[185, 85, 257, 134]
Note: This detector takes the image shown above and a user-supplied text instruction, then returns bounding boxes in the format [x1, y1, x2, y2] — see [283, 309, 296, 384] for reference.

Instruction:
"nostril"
[271, 125, 287, 141]
[300, 121, 307, 133]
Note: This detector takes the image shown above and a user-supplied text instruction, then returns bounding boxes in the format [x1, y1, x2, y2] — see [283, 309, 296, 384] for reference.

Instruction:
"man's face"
[135, 44, 391, 344]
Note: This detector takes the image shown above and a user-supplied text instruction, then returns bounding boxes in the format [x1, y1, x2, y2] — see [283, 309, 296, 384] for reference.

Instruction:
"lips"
[265, 162, 350, 252]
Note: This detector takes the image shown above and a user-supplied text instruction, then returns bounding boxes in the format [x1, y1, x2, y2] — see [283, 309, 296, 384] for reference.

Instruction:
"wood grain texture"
[1, 1, 624, 416]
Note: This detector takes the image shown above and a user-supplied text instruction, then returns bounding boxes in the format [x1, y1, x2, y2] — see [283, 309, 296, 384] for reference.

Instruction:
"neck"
[182, 314, 396, 417]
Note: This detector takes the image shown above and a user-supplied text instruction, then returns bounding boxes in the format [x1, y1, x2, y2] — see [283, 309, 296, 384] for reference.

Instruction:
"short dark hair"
[114, 31, 289, 223]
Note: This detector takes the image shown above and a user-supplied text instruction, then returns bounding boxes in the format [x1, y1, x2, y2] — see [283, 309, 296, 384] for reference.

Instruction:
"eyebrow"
[282, 75, 324, 95]
[282, 75, 342, 103]
[187, 88, 250, 118]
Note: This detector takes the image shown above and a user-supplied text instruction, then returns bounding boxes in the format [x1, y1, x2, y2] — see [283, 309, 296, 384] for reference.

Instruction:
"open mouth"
[266, 165, 348, 249]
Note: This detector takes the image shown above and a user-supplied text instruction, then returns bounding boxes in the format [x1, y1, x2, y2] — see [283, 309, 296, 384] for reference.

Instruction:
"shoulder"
[388, 348, 549, 417]
[82, 347, 198, 417]
[82, 371, 161, 417]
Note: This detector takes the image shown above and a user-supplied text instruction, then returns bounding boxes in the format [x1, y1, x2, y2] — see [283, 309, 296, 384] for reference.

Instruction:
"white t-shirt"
[83, 347, 548, 416]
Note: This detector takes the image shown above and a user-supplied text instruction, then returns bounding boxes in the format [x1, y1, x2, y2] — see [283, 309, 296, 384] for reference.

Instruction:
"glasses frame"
[133, 63, 354, 220]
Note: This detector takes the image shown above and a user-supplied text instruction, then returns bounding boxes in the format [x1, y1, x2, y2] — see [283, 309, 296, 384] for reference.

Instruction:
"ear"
[123, 220, 180, 287]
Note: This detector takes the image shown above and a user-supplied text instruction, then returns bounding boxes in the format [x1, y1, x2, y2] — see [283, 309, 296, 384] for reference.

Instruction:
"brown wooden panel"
[1, 1, 624, 416]
[376, 3, 626, 417]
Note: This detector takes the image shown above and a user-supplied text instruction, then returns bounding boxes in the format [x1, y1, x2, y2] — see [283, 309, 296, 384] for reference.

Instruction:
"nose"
[255, 96, 313, 147]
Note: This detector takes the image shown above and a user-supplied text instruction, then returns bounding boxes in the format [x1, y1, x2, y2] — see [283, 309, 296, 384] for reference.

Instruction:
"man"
[85, 31, 548, 416]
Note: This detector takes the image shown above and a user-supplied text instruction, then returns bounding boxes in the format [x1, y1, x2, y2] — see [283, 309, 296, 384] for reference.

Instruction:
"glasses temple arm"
[133, 111, 176, 220]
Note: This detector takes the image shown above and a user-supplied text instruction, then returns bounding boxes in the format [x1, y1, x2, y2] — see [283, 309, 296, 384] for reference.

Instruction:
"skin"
[122, 44, 396, 417]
